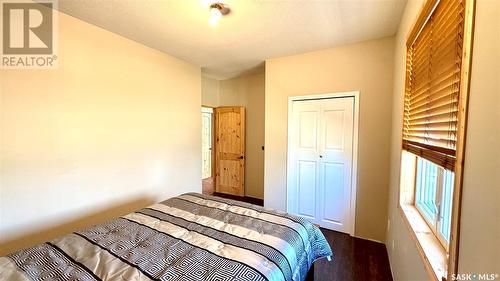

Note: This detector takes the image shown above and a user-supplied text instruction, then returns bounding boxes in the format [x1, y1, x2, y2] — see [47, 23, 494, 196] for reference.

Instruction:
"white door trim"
[286, 91, 360, 236]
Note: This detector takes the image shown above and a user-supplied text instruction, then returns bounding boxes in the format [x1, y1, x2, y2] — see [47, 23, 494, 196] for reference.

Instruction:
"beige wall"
[201, 76, 219, 107]
[386, 0, 500, 279]
[201, 72, 266, 199]
[219, 73, 265, 199]
[0, 11, 201, 255]
[264, 37, 395, 242]
[385, 1, 431, 279]
[458, 0, 499, 274]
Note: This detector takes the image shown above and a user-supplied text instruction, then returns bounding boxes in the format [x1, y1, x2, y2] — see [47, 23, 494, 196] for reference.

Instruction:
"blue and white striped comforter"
[0, 193, 333, 281]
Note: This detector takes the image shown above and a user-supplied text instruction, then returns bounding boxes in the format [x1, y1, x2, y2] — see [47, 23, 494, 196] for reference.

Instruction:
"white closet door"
[288, 97, 355, 234]
[289, 100, 322, 223]
[317, 97, 354, 232]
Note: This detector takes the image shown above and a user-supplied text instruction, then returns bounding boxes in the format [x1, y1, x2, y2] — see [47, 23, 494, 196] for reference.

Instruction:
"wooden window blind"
[402, 0, 465, 171]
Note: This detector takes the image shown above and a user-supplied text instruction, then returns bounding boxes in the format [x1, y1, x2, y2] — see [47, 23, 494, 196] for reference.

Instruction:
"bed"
[0, 193, 332, 281]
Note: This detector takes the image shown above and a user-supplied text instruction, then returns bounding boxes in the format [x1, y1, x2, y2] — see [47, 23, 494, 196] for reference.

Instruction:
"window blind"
[402, 0, 465, 171]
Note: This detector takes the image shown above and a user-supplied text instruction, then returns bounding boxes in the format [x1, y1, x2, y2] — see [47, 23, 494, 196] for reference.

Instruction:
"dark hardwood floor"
[211, 192, 264, 206]
[314, 229, 393, 281]
[203, 181, 264, 206]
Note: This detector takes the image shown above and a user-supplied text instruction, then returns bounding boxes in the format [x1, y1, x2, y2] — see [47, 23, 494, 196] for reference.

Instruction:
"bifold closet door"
[288, 97, 354, 234]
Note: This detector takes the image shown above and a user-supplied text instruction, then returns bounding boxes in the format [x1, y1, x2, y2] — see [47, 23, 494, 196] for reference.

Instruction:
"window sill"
[399, 204, 448, 281]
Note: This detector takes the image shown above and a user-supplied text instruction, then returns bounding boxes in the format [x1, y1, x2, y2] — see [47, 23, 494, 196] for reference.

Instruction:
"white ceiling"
[56, 0, 407, 79]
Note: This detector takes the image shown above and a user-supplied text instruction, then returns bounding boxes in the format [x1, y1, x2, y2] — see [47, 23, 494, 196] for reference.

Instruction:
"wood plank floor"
[211, 192, 264, 206]
[314, 228, 393, 281]
[203, 181, 264, 206]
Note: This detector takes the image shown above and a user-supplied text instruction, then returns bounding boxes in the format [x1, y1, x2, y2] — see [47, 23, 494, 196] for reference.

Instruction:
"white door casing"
[201, 107, 213, 179]
[287, 92, 359, 235]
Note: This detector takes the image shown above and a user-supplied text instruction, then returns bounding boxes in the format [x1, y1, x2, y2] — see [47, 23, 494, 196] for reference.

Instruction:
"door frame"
[286, 91, 360, 236]
[202, 105, 216, 180]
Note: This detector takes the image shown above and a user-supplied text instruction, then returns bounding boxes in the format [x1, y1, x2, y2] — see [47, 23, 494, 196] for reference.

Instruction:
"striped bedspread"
[0, 193, 332, 281]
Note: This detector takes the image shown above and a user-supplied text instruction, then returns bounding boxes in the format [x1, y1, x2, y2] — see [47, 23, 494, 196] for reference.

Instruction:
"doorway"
[202, 106, 246, 197]
[287, 92, 359, 235]
[202, 106, 214, 195]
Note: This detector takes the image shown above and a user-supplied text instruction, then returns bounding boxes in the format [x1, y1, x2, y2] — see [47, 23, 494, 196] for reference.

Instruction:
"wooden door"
[215, 107, 245, 196]
[288, 97, 355, 234]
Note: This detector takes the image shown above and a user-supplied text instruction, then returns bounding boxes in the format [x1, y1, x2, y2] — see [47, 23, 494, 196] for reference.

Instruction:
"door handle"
[240, 156, 244, 159]
[319, 155, 323, 158]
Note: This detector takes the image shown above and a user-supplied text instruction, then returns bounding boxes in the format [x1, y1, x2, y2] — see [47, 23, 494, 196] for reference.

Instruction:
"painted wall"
[201, 72, 266, 199]
[0, 11, 201, 255]
[219, 73, 265, 199]
[264, 37, 395, 242]
[458, 0, 499, 274]
[386, 0, 500, 280]
[385, 1, 432, 279]
[201, 76, 219, 107]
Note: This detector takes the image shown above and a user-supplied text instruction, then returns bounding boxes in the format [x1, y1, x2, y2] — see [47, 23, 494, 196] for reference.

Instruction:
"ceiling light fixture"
[208, 2, 229, 26]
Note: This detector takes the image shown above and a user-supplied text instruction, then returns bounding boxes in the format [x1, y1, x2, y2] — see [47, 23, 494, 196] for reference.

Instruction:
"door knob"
[319, 155, 323, 158]
[240, 156, 244, 159]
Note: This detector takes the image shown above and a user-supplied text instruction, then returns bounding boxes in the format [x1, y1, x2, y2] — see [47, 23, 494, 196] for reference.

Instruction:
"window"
[402, 0, 464, 171]
[398, 0, 474, 280]
[414, 157, 454, 249]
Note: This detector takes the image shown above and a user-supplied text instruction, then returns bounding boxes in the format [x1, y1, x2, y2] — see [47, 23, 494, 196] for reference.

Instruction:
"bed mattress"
[0, 193, 332, 281]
